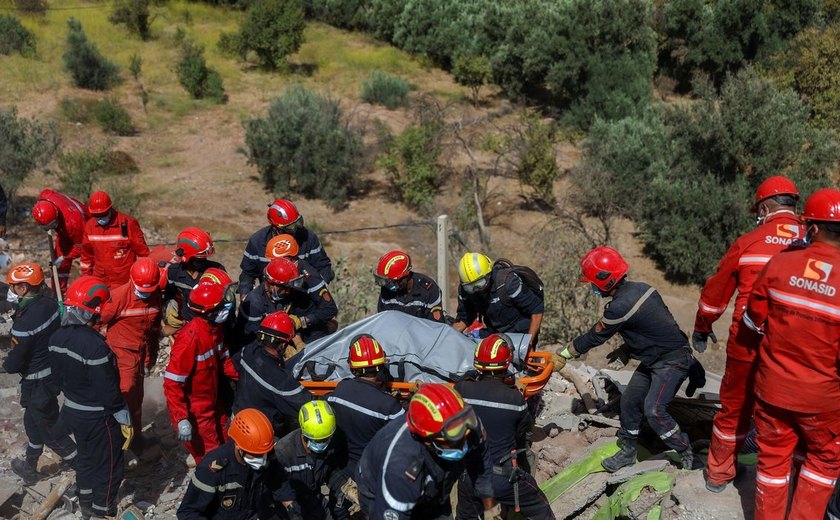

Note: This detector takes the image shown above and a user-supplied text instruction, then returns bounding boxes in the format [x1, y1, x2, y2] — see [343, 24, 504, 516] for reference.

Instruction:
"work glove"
[177, 419, 193, 442]
[691, 331, 717, 354]
[113, 409, 134, 451]
[52, 256, 64, 269]
[548, 352, 567, 372]
[559, 345, 579, 359]
[289, 314, 307, 330]
[484, 503, 503, 520]
[606, 344, 631, 368]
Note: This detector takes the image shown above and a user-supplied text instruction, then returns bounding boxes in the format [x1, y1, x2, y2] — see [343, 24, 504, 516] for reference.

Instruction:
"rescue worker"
[31, 188, 90, 291]
[231, 311, 312, 436]
[163, 226, 225, 334]
[238, 257, 338, 349]
[164, 280, 238, 464]
[452, 253, 543, 348]
[455, 334, 554, 520]
[559, 246, 695, 473]
[375, 250, 444, 322]
[48, 276, 133, 519]
[326, 334, 404, 476]
[80, 190, 149, 289]
[275, 400, 349, 520]
[357, 383, 485, 520]
[4, 263, 77, 485]
[238, 198, 334, 299]
[263, 234, 329, 313]
[744, 188, 840, 520]
[177, 408, 284, 519]
[99, 257, 163, 440]
[696, 176, 804, 493]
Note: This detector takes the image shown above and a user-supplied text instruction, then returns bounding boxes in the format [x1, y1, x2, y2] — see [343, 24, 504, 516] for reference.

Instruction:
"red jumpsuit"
[163, 317, 238, 463]
[37, 189, 89, 291]
[695, 211, 804, 486]
[744, 241, 840, 520]
[99, 282, 162, 433]
[80, 210, 150, 289]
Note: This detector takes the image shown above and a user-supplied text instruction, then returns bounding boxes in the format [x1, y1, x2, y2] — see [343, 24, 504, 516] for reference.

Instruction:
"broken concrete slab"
[606, 459, 670, 485]
[551, 472, 610, 520]
[542, 413, 581, 431]
[670, 464, 755, 519]
[0, 478, 21, 507]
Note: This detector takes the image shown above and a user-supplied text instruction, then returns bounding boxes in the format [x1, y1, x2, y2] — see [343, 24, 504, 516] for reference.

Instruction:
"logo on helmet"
[269, 204, 289, 220]
[270, 239, 293, 256]
[9, 265, 35, 283]
[412, 393, 444, 423]
[384, 255, 408, 276]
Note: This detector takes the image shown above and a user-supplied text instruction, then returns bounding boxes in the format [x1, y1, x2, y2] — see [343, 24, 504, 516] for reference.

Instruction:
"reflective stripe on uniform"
[85, 235, 124, 242]
[243, 251, 269, 262]
[24, 367, 52, 380]
[285, 463, 313, 473]
[602, 287, 655, 325]
[12, 310, 60, 337]
[327, 396, 405, 421]
[299, 245, 323, 259]
[463, 398, 527, 412]
[738, 255, 772, 266]
[48, 346, 110, 366]
[28, 442, 43, 449]
[756, 472, 789, 486]
[119, 308, 159, 317]
[800, 468, 837, 487]
[699, 300, 727, 314]
[196, 348, 215, 362]
[63, 397, 105, 412]
[660, 424, 680, 440]
[768, 288, 840, 319]
[712, 425, 744, 442]
[382, 423, 416, 512]
[306, 280, 326, 294]
[379, 297, 440, 309]
[241, 359, 306, 397]
[742, 312, 763, 333]
[190, 474, 245, 494]
[164, 371, 188, 383]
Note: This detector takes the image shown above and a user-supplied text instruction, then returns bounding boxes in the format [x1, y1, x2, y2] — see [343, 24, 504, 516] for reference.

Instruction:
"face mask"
[96, 215, 111, 226]
[6, 287, 20, 304]
[214, 307, 231, 324]
[134, 288, 152, 300]
[384, 281, 399, 293]
[434, 443, 469, 461]
[592, 284, 606, 298]
[307, 439, 330, 453]
[242, 453, 267, 470]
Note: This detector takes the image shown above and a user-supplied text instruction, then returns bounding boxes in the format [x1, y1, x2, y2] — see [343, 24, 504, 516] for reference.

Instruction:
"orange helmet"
[265, 234, 299, 260]
[176, 227, 215, 262]
[64, 276, 110, 313]
[32, 200, 59, 227]
[228, 408, 275, 454]
[6, 263, 45, 286]
[188, 281, 225, 314]
[258, 311, 296, 344]
[267, 199, 301, 228]
[803, 188, 840, 222]
[473, 334, 513, 372]
[88, 190, 113, 216]
[407, 383, 477, 441]
[130, 257, 161, 294]
[752, 176, 799, 212]
[264, 257, 304, 289]
[348, 334, 387, 370]
[375, 250, 412, 282]
[579, 246, 628, 292]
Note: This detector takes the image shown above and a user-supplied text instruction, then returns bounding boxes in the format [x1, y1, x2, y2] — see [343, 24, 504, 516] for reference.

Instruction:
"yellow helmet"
[458, 252, 493, 284]
[299, 400, 336, 441]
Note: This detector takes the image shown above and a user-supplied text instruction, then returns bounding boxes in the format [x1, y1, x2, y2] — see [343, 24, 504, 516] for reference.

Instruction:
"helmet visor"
[437, 406, 478, 443]
[461, 276, 489, 294]
[373, 273, 392, 287]
[280, 274, 305, 291]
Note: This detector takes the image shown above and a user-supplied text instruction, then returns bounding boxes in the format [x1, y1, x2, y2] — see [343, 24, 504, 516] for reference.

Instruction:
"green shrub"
[57, 145, 142, 216]
[513, 112, 559, 206]
[94, 98, 135, 135]
[60, 97, 98, 123]
[304, 0, 366, 29]
[452, 54, 492, 106]
[15, 0, 47, 14]
[129, 54, 142, 80]
[0, 107, 60, 215]
[379, 124, 442, 211]
[177, 40, 227, 103]
[574, 69, 838, 283]
[63, 18, 120, 90]
[0, 15, 36, 57]
[217, 31, 245, 58]
[238, 0, 306, 69]
[244, 85, 363, 209]
[109, 0, 152, 40]
[361, 70, 410, 109]
[364, 0, 405, 42]
[329, 257, 380, 324]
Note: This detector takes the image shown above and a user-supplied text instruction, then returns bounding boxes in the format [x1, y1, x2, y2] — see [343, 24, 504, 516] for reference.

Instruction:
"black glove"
[606, 344, 631, 367]
[691, 331, 717, 353]
[686, 357, 707, 397]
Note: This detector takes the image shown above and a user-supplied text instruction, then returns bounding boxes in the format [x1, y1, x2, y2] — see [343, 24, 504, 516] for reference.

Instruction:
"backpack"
[492, 258, 545, 305]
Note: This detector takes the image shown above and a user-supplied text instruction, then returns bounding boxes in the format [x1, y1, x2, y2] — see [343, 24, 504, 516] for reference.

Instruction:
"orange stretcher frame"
[300, 350, 554, 399]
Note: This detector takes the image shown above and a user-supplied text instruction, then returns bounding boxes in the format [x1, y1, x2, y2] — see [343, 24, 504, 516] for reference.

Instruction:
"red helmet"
[579, 246, 629, 292]
[407, 383, 477, 441]
[267, 199, 301, 228]
[64, 276, 110, 313]
[32, 200, 59, 226]
[88, 190, 113, 216]
[264, 257, 303, 289]
[348, 334, 387, 369]
[258, 311, 296, 343]
[375, 250, 412, 282]
[6, 263, 45, 286]
[473, 334, 512, 372]
[176, 227, 215, 262]
[199, 267, 232, 287]
[752, 176, 799, 212]
[188, 281, 225, 314]
[803, 188, 840, 222]
[265, 234, 299, 260]
[130, 257, 161, 294]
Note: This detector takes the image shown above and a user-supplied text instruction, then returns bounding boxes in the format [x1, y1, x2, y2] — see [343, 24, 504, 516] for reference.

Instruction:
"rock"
[537, 444, 570, 479]
[583, 427, 617, 444]
[670, 464, 755, 519]
[551, 472, 610, 520]
[159, 491, 182, 503]
[544, 425, 561, 438]
[546, 394, 577, 416]
[627, 486, 667, 518]
[606, 459, 670, 485]
[543, 413, 580, 432]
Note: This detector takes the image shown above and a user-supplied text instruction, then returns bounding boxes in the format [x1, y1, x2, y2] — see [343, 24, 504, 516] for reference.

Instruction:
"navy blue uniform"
[573, 280, 692, 452]
[231, 341, 312, 436]
[378, 271, 444, 322]
[164, 260, 226, 322]
[49, 324, 127, 517]
[327, 377, 405, 475]
[177, 440, 284, 519]
[238, 282, 337, 344]
[4, 293, 77, 467]
[239, 226, 334, 295]
[456, 271, 543, 334]
[455, 376, 553, 520]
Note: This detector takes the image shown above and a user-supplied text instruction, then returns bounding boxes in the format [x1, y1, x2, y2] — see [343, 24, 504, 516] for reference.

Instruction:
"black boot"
[602, 438, 637, 473]
[11, 457, 43, 486]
